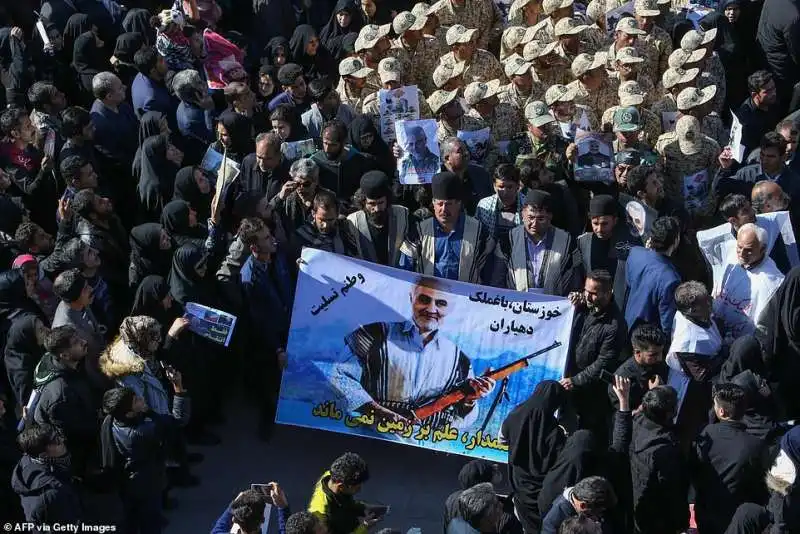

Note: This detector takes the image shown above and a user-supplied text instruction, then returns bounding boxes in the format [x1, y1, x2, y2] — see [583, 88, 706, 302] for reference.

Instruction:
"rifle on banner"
[411, 340, 562, 421]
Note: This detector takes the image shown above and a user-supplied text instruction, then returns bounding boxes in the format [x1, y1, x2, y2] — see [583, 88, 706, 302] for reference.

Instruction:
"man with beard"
[331, 275, 495, 428]
[401, 172, 495, 283]
[576, 195, 634, 310]
[399, 125, 440, 183]
[231, 132, 291, 220]
[293, 190, 356, 259]
[608, 322, 668, 412]
[310, 120, 375, 207]
[625, 165, 688, 227]
[345, 171, 415, 266]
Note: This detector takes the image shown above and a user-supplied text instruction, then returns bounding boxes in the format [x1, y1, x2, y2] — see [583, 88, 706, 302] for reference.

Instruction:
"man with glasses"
[331, 275, 495, 429]
[270, 158, 332, 237]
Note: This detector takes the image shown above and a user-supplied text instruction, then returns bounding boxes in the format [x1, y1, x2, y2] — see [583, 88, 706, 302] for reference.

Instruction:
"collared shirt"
[498, 81, 546, 112]
[434, 213, 465, 280]
[335, 78, 370, 114]
[525, 230, 548, 288]
[533, 60, 573, 88]
[435, 0, 504, 50]
[640, 24, 673, 81]
[439, 49, 506, 84]
[567, 74, 621, 119]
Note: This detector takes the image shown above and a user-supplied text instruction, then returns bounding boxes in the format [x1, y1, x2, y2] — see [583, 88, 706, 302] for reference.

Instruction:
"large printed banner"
[276, 249, 573, 462]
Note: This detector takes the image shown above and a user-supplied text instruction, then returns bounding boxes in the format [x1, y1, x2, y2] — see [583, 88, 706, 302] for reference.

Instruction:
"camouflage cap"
[615, 17, 646, 35]
[525, 100, 557, 127]
[427, 88, 460, 113]
[585, 0, 606, 23]
[464, 79, 502, 105]
[426, 0, 448, 14]
[355, 24, 391, 52]
[393, 11, 427, 34]
[667, 47, 706, 69]
[662, 67, 699, 89]
[504, 54, 534, 78]
[544, 83, 577, 106]
[571, 52, 606, 78]
[680, 28, 718, 51]
[613, 106, 641, 132]
[446, 24, 478, 46]
[378, 57, 403, 83]
[676, 114, 702, 155]
[339, 57, 374, 78]
[555, 17, 589, 37]
[676, 85, 717, 111]
[634, 0, 660, 16]
[432, 61, 466, 88]
[523, 40, 559, 60]
[503, 27, 529, 52]
[615, 46, 644, 64]
[543, 0, 574, 15]
[618, 80, 645, 106]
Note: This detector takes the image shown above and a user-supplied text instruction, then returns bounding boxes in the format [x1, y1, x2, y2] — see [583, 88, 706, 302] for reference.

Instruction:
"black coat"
[630, 413, 688, 534]
[691, 420, 768, 533]
[608, 357, 668, 412]
[10, 454, 82, 523]
[757, 0, 800, 87]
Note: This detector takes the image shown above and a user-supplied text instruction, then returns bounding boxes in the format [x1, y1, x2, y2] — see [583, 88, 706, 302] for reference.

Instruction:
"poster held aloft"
[574, 133, 613, 183]
[395, 119, 441, 185]
[276, 249, 573, 462]
[379, 86, 420, 143]
[457, 128, 492, 166]
[184, 302, 237, 346]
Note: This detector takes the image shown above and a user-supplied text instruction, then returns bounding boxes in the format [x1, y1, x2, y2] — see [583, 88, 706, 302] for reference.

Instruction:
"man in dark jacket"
[541, 476, 618, 534]
[691, 383, 767, 534]
[310, 120, 375, 209]
[563, 269, 627, 441]
[440, 138, 493, 216]
[630, 385, 688, 534]
[292, 190, 357, 260]
[737, 70, 782, 155]
[231, 132, 291, 220]
[30, 325, 98, 476]
[11, 423, 81, 523]
[757, 0, 800, 112]
[608, 323, 668, 412]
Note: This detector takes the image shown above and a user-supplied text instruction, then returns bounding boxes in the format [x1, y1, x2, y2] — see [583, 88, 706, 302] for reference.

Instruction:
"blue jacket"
[90, 100, 139, 166]
[211, 502, 290, 534]
[624, 247, 680, 337]
[11, 455, 82, 523]
[240, 251, 295, 351]
[177, 101, 215, 144]
[131, 73, 176, 119]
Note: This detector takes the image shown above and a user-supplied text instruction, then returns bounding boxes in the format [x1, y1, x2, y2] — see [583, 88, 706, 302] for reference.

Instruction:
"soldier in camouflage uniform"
[524, 40, 573, 87]
[680, 29, 726, 114]
[501, 26, 536, 62]
[433, 61, 467, 93]
[634, 0, 673, 82]
[607, 18, 655, 78]
[611, 47, 656, 107]
[655, 114, 720, 221]
[567, 53, 621, 115]
[536, 0, 576, 43]
[508, 0, 545, 26]
[676, 85, 727, 148]
[498, 54, 547, 115]
[601, 80, 662, 145]
[465, 79, 526, 146]
[545, 83, 599, 141]
[413, 2, 449, 54]
[554, 17, 591, 65]
[336, 57, 376, 114]
[650, 67, 699, 129]
[390, 11, 442, 97]
[517, 100, 572, 179]
[611, 106, 660, 165]
[440, 24, 506, 84]
[362, 57, 433, 120]
[428, 88, 494, 151]
[433, 0, 504, 51]
[355, 24, 394, 90]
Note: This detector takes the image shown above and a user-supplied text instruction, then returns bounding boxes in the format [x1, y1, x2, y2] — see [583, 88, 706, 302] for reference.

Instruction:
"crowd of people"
[1, 0, 800, 531]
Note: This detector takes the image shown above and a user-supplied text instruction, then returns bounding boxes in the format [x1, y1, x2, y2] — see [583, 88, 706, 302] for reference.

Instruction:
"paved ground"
[167, 399, 482, 534]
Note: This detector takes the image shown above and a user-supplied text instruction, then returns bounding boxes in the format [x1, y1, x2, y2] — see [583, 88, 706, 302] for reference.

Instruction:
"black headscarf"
[131, 274, 179, 328]
[338, 32, 358, 61]
[501, 380, 568, 533]
[537, 429, 601, 516]
[113, 32, 144, 63]
[0, 270, 41, 327]
[161, 199, 207, 247]
[168, 242, 208, 306]
[137, 134, 181, 217]
[130, 223, 173, 282]
[289, 24, 335, 80]
[139, 110, 166, 146]
[256, 64, 279, 104]
[63, 13, 91, 56]
[457, 460, 497, 489]
[718, 335, 765, 384]
[0, 195, 24, 235]
[122, 8, 155, 46]
[347, 115, 393, 176]
[265, 36, 290, 67]
[320, 0, 364, 59]
[216, 110, 255, 162]
[72, 31, 104, 93]
[173, 166, 212, 222]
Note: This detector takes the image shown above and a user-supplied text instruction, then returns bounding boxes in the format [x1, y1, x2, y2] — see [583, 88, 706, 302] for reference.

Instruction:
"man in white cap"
[426, 88, 489, 146]
[440, 24, 505, 84]
[508, 0, 543, 26]
[680, 28, 726, 114]
[389, 11, 440, 95]
[601, 80, 662, 145]
[498, 54, 546, 114]
[607, 17, 648, 70]
[432, 0, 503, 51]
[611, 47, 655, 106]
[566, 52, 621, 115]
[413, 2, 449, 53]
[650, 66, 699, 121]
[432, 61, 467, 94]
[667, 47, 706, 73]
[336, 57, 376, 113]
[676, 85, 726, 147]
[655, 114, 721, 218]
[362, 57, 433, 120]
[500, 26, 534, 62]
[545, 83, 598, 140]
[355, 23, 393, 71]
[554, 17, 591, 63]
[538, 0, 576, 42]
[524, 40, 571, 87]
[465, 79, 524, 146]
[634, 0, 673, 80]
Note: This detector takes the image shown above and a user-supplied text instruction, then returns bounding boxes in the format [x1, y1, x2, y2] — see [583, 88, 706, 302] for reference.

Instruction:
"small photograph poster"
[185, 302, 237, 347]
[282, 139, 316, 160]
[619, 193, 658, 240]
[395, 119, 440, 185]
[201, 146, 241, 202]
[574, 134, 613, 183]
[683, 169, 710, 214]
[457, 127, 492, 165]
[728, 110, 746, 162]
[379, 85, 420, 143]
